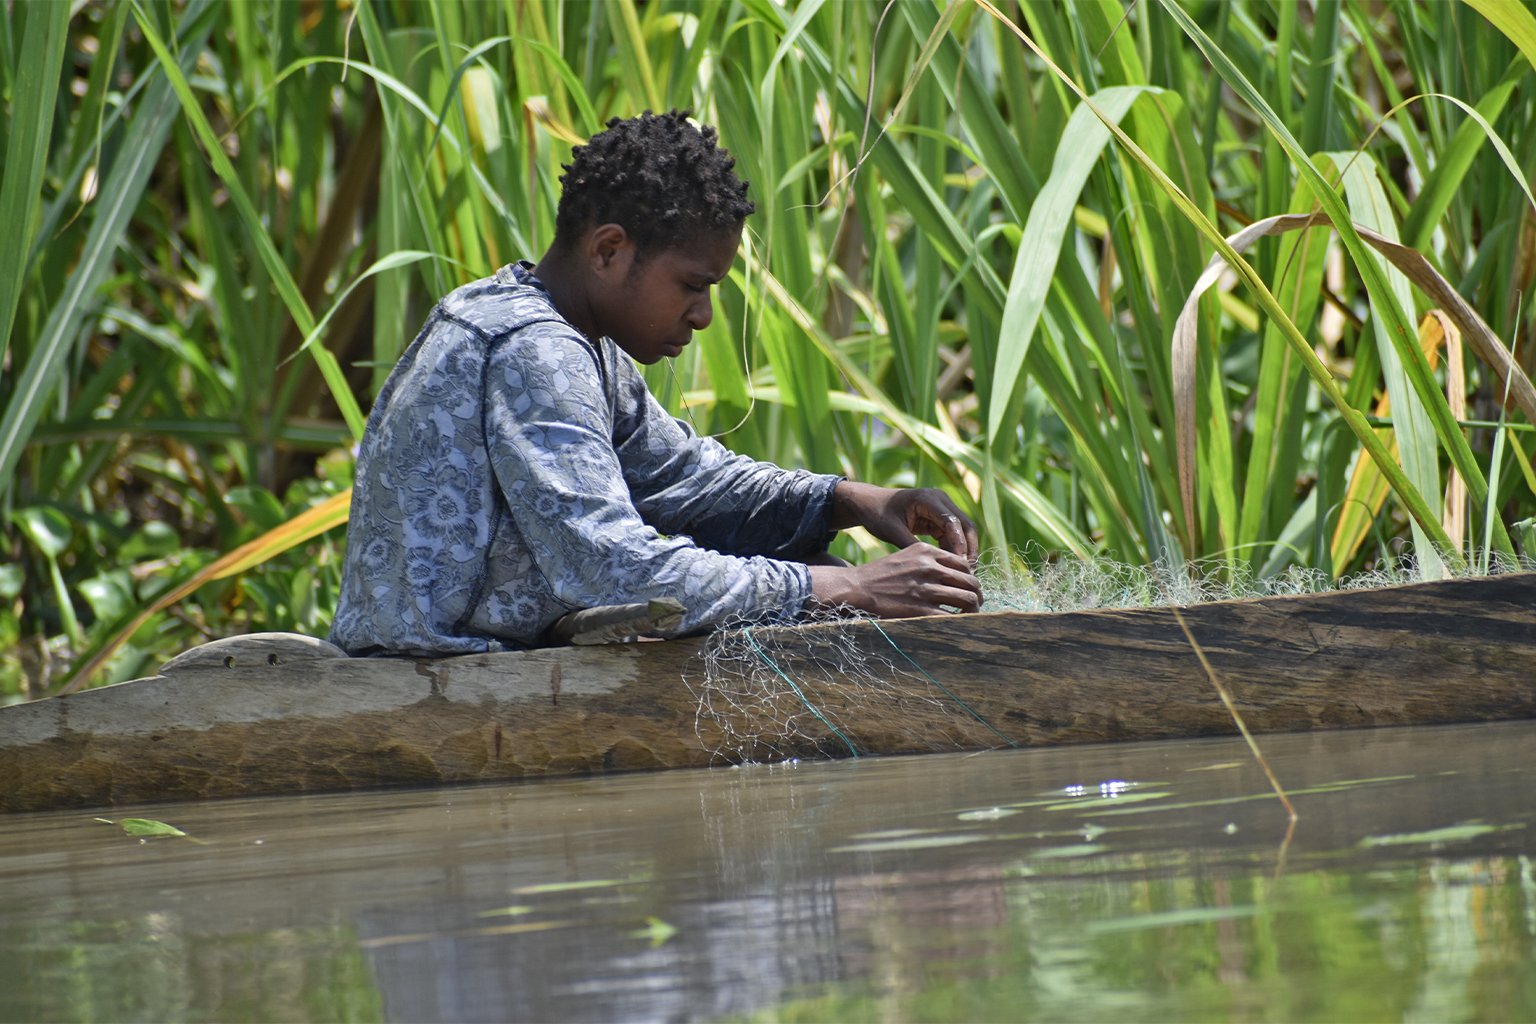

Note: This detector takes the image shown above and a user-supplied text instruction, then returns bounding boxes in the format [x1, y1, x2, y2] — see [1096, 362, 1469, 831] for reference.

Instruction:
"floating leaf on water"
[359, 920, 568, 949]
[1043, 790, 1173, 811]
[1029, 843, 1106, 860]
[1186, 761, 1246, 773]
[99, 817, 187, 838]
[1359, 822, 1523, 848]
[848, 828, 937, 840]
[512, 878, 629, 896]
[830, 834, 990, 854]
[630, 916, 677, 947]
[1089, 904, 1264, 933]
[477, 905, 535, 918]
[957, 807, 1019, 821]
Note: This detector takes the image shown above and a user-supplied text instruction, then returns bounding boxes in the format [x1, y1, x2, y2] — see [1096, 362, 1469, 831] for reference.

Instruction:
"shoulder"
[439, 263, 569, 341]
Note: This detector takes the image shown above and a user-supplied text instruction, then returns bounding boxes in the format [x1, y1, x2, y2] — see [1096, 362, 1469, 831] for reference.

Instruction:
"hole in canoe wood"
[267, 653, 279, 666]
[223, 656, 236, 669]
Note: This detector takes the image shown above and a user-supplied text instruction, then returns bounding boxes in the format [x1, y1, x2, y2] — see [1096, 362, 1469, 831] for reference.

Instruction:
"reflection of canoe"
[4, 572, 1535, 814]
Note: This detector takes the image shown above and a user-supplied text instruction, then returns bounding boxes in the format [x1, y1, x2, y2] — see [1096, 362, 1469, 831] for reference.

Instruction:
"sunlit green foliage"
[3, 0, 1534, 694]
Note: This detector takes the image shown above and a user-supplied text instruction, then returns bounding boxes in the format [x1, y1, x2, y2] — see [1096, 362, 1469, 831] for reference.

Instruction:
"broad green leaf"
[11, 506, 72, 559]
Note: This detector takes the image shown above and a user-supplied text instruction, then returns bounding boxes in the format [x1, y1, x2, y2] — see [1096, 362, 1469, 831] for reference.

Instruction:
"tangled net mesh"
[684, 547, 1532, 765]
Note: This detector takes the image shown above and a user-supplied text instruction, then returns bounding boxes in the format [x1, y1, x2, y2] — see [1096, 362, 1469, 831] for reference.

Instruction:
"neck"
[531, 246, 600, 340]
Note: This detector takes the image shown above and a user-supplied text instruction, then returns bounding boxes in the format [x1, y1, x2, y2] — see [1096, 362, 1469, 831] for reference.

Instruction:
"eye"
[685, 281, 708, 294]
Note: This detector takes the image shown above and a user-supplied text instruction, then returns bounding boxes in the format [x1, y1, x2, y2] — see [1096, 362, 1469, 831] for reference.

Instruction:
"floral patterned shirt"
[329, 262, 839, 656]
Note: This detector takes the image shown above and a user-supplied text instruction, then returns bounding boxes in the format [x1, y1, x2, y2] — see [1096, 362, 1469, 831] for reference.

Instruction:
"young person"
[330, 110, 982, 656]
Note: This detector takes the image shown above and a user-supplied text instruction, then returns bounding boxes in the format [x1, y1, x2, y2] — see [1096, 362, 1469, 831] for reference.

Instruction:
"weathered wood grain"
[2, 573, 1533, 813]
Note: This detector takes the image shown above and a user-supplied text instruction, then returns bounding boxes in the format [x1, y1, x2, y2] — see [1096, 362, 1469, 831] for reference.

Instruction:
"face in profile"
[598, 224, 742, 365]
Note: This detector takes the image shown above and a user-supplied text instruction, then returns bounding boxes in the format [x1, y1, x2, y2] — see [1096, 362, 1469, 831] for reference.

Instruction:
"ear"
[587, 223, 634, 278]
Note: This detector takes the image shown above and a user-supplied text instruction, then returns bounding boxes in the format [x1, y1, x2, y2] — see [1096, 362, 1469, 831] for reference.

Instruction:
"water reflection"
[1, 721, 1532, 1022]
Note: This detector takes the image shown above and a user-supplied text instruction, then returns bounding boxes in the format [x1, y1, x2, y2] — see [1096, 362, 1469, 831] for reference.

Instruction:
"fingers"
[905, 490, 979, 565]
[895, 542, 983, 614]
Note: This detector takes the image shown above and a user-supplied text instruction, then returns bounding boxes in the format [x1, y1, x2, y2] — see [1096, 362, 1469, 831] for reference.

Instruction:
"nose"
[686, 293, 713, 331]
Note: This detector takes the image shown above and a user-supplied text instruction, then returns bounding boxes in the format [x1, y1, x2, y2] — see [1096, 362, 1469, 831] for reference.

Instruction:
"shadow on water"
[2, 720, 1534, 1022]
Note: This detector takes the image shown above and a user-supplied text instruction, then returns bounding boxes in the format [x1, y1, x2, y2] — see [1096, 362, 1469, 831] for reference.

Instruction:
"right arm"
[807, 543, 983, 617]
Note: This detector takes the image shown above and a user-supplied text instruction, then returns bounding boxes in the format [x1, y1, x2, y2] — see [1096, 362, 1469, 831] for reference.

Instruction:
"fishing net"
[684, 547, 1533, 765]
[685, 603, 1020, 765]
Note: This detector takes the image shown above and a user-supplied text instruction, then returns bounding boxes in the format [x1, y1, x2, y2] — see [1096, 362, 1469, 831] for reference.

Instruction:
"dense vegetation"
[4, 0, 1534, 696]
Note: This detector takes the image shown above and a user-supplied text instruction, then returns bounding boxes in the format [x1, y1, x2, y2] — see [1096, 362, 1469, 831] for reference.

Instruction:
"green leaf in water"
[1089, 904, 1265, 933]
[1185, 761, 1246, 773]
[830, 834, 990, 854]
[1043, 790, 1173, 811]
[630, 916, 677, 947]
[1359, 822, 1523, 848]
[511, 878, 630, 896]
[102, 817, 187, 838]
[477, 905, 534, 918]
[1030, 843, 1107, 860]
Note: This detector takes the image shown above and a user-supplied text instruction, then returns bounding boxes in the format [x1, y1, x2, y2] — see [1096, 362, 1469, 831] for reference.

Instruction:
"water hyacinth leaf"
[11, 506, 73, 559]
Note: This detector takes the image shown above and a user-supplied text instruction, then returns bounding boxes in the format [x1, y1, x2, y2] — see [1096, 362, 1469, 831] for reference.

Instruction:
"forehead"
[648, 225, 742, 277]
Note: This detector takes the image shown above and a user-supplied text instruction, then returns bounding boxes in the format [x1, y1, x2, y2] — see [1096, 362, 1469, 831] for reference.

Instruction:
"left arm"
[829, 480, 980, 565]
[617, 365, 838, 558]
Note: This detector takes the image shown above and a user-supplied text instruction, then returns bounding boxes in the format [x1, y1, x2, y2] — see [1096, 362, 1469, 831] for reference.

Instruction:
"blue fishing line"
[865, 618, 1019, 749]
[743, 627, 861, 758]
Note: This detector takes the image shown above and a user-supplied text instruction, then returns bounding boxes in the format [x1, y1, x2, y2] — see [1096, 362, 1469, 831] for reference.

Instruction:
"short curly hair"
[553, 110, 755, 255]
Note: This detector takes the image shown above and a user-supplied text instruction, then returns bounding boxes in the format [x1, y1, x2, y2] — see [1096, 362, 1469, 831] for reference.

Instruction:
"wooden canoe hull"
[3, 572, 1534, 813]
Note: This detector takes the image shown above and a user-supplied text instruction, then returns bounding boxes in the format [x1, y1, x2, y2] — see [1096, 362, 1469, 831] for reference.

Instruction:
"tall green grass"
[3, 0, 1534, 693]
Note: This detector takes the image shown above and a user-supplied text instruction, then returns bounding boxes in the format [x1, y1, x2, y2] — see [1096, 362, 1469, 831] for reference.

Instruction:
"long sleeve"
[482, 325, 817, 638]
[610, 362, 839, 559]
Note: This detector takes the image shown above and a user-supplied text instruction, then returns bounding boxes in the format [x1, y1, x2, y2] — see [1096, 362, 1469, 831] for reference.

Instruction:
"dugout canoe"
[3, 571, 1535, 814]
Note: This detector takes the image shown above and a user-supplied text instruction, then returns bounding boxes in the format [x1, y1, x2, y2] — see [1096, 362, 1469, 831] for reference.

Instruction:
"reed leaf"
[0, 0, 68, 371]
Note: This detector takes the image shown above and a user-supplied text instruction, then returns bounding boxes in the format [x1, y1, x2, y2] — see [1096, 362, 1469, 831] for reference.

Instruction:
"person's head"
[548, 110, 754, 363]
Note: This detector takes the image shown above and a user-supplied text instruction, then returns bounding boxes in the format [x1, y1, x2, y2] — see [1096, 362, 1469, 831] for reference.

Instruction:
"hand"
[809, 542, 983, 618]
[831, 481, 979, 565]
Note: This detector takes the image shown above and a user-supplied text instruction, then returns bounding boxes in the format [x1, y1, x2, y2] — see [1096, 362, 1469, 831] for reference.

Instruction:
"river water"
[2, 720, 1533, 1022]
